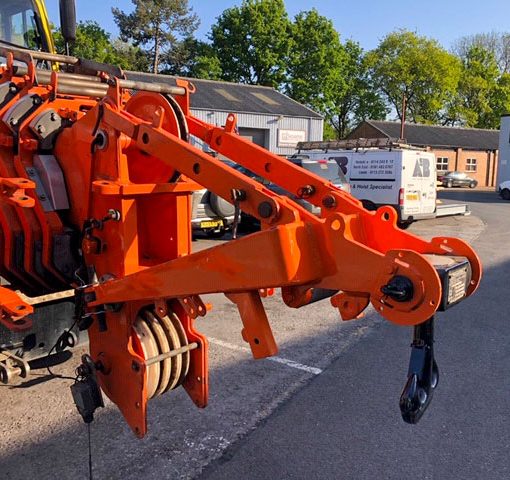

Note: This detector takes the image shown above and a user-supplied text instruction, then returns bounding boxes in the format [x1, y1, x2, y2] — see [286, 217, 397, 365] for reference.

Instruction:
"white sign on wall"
[278, 129, 306, 147]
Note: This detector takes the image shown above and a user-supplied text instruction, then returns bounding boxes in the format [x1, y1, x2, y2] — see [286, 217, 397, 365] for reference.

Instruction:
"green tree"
[449, 45, 510, 128]
[110, 39, 151, 72]
[286, 9, 345, 114]
[286, 13, 386, 139]
[53, 21, 145, 70]
[210, 0, 292, 87]
[453, 32, 510, 74]
[113, 0, 199, 74]
[325, 40, 387, 139]
[162, 38, 222, 79]
[366, 30, 461, 124]
[492, 73, 510, 124]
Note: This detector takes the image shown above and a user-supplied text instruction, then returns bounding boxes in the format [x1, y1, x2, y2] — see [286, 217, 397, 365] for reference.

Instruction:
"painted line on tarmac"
[208, 337, 323, 375]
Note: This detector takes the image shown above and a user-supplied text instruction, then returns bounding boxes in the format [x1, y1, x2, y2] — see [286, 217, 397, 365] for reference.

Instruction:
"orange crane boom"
[0, 46, 481, 437]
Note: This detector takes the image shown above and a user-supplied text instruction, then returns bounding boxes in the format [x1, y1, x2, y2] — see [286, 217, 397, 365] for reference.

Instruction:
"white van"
[289, 147, 437, 226]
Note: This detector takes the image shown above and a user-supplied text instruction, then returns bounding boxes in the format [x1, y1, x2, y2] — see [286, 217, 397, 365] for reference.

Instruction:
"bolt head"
[258, 201, 274, 219]
[322, 195, 336, 209]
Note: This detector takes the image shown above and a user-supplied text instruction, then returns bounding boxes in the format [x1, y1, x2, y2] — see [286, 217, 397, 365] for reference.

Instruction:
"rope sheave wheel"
[133, 308, 191, 400]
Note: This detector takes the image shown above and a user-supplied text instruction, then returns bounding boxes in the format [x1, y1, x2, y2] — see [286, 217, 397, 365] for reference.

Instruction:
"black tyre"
[502, 189, 510, 201]
[446, 181, 453, 188]
[361, 199, 377, 211]
[469, 182, 476, 189]
[397, 220, 412, 230]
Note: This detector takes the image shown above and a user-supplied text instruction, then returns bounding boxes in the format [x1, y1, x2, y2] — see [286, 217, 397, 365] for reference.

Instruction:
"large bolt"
[322, 195, 336, 209]
[258, 201, 274, 219]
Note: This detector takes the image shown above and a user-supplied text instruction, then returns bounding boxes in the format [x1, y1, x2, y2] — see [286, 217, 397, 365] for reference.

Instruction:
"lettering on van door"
[413, 158, 431, 177]
[350, 157, 395, 181]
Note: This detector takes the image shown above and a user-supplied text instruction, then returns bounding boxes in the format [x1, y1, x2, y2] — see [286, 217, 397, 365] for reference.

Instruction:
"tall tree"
[112, 0, 199, 74]
[453, 32, 510, 74]
[162, 38, 222, 79]
[325, 40, 387, 139]
[286, 9, 345, 114]
[366, 30, 461, 124]
[448, 45, 510, 128]
[210, 0, 292, 87]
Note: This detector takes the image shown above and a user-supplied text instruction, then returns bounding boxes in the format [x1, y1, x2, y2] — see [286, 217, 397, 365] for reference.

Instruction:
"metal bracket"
[178, 296, 207, 319]
[0, 177, 36, 208]
[0, 286, 34, 330]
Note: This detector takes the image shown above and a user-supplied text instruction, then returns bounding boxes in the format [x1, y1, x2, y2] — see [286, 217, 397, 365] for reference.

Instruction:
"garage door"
[238, 128, 268, 148]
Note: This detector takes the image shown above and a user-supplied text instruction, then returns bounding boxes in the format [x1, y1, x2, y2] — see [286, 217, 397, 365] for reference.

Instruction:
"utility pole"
[400, 93, 407, 141]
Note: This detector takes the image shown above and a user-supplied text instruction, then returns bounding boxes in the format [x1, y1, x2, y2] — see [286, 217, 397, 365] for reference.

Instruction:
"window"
[466, 158, 477, 172]
[0, 0, 41, 49]
[214, 88, 240, 102]
[251, 92, 280, 106]
[437, 157, 449, 171]
[466, 159, 477, 172]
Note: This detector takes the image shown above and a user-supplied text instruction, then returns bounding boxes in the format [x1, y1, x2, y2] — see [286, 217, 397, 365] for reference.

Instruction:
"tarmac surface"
[0, 189, 506, 480]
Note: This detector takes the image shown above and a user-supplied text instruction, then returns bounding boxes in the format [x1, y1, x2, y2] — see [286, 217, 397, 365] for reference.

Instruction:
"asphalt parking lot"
[1, 189, 507, 480]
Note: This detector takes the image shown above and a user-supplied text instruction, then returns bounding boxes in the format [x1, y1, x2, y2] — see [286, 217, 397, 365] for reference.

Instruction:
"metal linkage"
[400, 317, 439, 424]
[2, 49, 186, 98]
[0, 350, 30, 384]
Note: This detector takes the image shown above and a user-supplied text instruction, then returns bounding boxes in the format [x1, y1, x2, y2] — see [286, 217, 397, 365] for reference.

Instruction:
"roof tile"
[365, 120, 499, 150]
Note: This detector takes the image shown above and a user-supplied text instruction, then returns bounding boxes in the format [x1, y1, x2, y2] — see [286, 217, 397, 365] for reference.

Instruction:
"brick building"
[348, 120, 499, 187]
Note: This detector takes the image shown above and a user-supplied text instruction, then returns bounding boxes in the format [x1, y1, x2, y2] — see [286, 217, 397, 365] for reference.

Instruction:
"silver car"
[191, 188, 236, 238]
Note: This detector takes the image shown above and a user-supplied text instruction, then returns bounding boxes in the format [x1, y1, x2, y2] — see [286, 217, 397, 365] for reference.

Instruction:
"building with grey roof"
[348, 120, 500, 187]
[126, 72, 324, 155]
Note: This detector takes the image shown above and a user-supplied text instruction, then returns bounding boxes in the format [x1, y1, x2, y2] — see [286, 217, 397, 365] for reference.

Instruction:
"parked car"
[439, 171, 478, 188]
[498, 180, 510, 200]
[192, 157, 351, 235]
[191, 188, 236, 238]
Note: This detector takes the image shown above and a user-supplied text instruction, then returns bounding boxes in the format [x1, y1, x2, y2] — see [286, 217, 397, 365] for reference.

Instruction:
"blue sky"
[45, 0, 510, 50]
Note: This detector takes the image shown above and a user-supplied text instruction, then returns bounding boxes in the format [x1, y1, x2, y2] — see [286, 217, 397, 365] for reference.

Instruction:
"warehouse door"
[238, 128, 268, 148]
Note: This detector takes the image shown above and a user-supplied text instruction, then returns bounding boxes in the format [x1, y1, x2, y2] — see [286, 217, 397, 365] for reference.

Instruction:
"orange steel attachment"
[0, 47, 482, 437]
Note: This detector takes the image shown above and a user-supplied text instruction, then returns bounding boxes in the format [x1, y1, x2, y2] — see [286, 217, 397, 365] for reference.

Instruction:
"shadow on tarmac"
[439, 188, 506, 205]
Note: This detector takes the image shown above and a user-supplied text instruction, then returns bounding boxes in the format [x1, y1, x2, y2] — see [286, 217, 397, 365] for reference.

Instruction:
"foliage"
[110, 39, 151, 72]
[366, 30, 461, 124]
[448, 46, 500, 127]
[210, 0, 292, 87]
[447, 45, 510, 129]
[453, 31, 510, 73]
[162, 38, 222, 79]
[53, 21, 146, 71]
[286, 9, 345, 114]
[113, 0, 199, 74]
[287, 13, 387, 139]
[324, 40, 387, 139]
